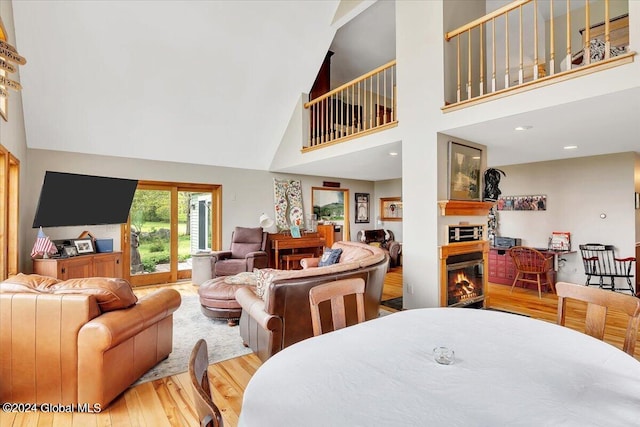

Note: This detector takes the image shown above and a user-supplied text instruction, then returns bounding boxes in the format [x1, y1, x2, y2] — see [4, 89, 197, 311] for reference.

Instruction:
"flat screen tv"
[32, 171, 138, 228]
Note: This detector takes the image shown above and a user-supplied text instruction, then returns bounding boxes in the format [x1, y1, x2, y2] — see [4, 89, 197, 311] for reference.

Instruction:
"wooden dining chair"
[188, 339, 224, 427]
[508, 246, 555, 299]
[309, 278, 366, 336]
[556, 281, 640, 356]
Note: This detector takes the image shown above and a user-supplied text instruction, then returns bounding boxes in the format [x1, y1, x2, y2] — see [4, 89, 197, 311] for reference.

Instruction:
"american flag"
[31, 227, 57, 258]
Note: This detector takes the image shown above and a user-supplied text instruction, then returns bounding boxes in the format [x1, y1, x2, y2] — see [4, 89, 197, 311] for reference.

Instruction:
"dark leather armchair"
[356, 229, 401, 267]
[211, 226, 268, 277]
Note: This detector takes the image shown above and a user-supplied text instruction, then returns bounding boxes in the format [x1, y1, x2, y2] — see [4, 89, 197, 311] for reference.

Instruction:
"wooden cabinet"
[488, 248, 556, 288]
[33, 252, 123, 280]
[316, 224, 335, 248]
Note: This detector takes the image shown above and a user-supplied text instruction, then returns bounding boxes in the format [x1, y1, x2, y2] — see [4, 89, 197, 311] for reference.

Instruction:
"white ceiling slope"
[12, 0, 340, 171]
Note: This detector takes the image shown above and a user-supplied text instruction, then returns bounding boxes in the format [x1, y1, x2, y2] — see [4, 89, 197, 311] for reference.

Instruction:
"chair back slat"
[556, 282, 640, 356]
[309, 278, 366, 336]
[189, 339, 224, 427]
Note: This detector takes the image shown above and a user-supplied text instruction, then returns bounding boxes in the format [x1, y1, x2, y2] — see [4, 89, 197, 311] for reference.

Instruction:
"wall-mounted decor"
[380, 197, 402, 221]
[273, 179, 304, 230]
[636, 192, 639, 209]
[355, 193, 370, 223]
[0, 18, 28, 121]
[312, 187, 350, 240]
[496, 195, 547, 211]
[448, 142, 481, 201]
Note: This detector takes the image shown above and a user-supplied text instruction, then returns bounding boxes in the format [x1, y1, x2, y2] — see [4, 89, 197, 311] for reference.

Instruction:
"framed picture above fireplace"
[448, 142, 481, 201]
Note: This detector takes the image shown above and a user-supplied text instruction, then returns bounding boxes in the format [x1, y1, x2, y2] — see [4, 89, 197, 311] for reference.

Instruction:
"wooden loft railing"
[302, 60, 397, 152]
[443, 0, 635, 111]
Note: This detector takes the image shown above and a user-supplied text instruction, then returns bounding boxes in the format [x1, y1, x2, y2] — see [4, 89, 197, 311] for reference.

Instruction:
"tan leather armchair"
[0, 274, 181, 409]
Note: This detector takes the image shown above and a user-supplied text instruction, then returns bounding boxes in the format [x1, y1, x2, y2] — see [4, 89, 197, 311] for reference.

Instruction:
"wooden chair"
[309, 278, 366, 336]
[579, 243, 636, 293]
[508, 246, 555, 299]
[188, 339, 224, 427]
[556, 281, 640, 356]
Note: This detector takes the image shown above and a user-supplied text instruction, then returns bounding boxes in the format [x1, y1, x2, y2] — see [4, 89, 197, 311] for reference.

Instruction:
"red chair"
[508, 246, 555, 299]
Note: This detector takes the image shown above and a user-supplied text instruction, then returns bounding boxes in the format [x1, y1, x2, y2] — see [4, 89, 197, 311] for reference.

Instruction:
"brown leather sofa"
[0, 273, 181, 409]
[235, 241, 389, 361]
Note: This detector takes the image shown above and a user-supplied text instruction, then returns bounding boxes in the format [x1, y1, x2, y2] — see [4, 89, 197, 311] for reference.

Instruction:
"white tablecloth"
[239, 308, 640, 426]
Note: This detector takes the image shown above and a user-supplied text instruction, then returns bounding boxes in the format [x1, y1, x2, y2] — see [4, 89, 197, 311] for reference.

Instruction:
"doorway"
[123, 181, 221, 286]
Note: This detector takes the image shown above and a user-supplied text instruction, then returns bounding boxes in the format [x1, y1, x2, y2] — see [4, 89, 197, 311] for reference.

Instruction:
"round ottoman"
[198, 272, 257, 326]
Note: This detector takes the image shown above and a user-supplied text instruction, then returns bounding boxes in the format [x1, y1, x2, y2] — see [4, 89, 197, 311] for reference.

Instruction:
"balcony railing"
[303, 60, 397, 151]
[444, 0, 634, 111]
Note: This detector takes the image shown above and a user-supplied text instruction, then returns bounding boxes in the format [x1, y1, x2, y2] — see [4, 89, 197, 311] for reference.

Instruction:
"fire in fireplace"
[446, 253, 484, 307]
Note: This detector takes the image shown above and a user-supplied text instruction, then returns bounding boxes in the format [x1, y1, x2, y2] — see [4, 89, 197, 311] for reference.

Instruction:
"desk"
[268, 234, 325, 269]
[239, 308, 640, 426]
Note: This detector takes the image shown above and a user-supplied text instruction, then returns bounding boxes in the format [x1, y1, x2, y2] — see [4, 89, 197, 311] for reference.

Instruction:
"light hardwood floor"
[2, 268, 638, 426]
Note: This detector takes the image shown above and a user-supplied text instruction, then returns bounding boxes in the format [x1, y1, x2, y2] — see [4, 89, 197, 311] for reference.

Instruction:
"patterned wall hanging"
[273, 179, 304, 231]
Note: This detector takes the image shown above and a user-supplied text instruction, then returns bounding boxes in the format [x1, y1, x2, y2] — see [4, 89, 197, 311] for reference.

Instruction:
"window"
[124, 180, 221, 286]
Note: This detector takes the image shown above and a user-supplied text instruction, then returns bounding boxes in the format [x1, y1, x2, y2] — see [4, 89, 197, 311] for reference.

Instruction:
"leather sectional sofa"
[235, 241, 389, 361]
[0, 273, 181, 409]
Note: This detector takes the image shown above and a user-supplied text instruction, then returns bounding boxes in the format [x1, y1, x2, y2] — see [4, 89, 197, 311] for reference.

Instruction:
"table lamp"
[259, 213, 277, 233]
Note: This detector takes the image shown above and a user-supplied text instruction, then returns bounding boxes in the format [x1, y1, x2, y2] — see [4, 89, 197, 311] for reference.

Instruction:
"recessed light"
[563, 145, 578, 150]
[514, 125, 533, 131]
[389, 152, 398, 156]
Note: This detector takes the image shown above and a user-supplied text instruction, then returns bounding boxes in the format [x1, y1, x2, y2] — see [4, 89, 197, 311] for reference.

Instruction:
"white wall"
[24, 149, 374, 272]
[496, 152, 636, 286]
[373, 178, 402, 242]
[396, 0, 444, 309]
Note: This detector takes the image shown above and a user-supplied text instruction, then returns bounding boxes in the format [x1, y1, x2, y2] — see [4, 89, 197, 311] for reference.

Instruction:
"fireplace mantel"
[438, 200, 495, 216]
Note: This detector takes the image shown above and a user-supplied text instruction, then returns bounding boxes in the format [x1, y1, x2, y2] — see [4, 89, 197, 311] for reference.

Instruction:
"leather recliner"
[211, 226, 268, 277]
[356, 229, 401, 267]
[0, 274, 181, 409]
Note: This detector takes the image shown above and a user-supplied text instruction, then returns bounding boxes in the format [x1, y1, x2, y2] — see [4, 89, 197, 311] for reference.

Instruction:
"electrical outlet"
[406, 283, 413, 294]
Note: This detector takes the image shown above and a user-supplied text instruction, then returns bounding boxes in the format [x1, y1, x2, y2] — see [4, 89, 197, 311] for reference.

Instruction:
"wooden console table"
[33, 252, 123, 279]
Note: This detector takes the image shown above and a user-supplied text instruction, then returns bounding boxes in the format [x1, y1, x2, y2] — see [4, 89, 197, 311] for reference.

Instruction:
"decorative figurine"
[483, 168, 506, 202]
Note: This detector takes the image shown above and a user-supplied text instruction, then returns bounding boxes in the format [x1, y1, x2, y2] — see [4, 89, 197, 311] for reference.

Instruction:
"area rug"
[134, 294, 251, 385]
[381, 296, 403, 311]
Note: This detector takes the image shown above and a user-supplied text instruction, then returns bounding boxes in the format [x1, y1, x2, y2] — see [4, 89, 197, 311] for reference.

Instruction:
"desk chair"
[508, 246, 555, 299]
[556, 281, 640, 356]
[309, 278, 365, 336]
[189, 339, 224, 427]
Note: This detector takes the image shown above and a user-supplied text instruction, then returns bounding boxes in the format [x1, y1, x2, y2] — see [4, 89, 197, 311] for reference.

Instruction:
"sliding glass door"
[124, 181, 221, 286]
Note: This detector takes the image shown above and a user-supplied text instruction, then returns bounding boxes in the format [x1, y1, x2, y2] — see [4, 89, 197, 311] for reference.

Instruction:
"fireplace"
[439, 241, 489, 307]
[446, 253, 484, 307]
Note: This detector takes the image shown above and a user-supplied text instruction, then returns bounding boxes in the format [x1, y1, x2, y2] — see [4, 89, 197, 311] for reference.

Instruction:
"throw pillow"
[369, 242, 382, 248]
[318, 248, 343, 267]
[255, 268, 277, 300]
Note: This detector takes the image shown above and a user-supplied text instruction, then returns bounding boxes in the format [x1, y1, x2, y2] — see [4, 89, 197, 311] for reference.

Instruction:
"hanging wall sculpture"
[273, 179, 304, 231]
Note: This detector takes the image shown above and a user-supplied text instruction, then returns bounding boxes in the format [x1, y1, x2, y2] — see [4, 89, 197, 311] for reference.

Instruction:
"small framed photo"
[63, 245, 78, 257]
[73, 238, 95, 254]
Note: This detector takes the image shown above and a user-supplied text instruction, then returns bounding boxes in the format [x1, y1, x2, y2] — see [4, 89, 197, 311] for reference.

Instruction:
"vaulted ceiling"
[10, 1, 639, 182]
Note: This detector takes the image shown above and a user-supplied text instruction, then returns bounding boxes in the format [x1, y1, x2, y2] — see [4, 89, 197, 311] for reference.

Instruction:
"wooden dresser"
[488, 247, 556, 288]
[33, 252, 123, 279]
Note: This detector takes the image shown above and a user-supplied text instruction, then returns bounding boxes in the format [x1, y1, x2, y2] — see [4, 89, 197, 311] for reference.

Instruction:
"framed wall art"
[355, 193, 370, 223]
[73, 238, 95, 254]
[380, 197, 402, 221]
[448, 141, 481, 201]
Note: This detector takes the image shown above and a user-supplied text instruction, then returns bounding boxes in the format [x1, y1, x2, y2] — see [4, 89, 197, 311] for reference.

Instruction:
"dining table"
[238, 308, 640, 426]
